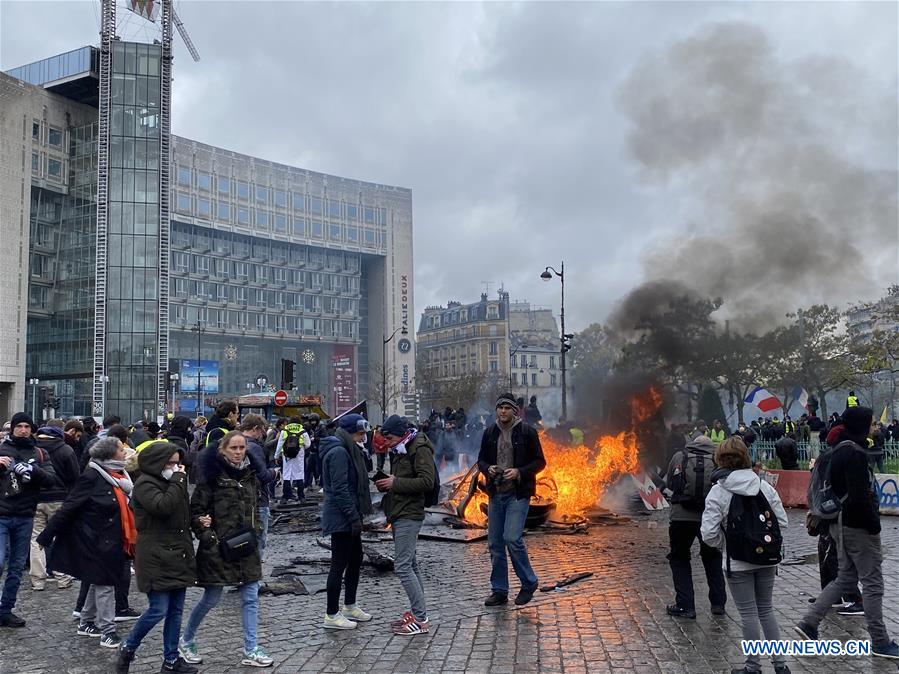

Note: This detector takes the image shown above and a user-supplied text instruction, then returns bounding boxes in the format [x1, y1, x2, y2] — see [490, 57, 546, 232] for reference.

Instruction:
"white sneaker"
[323, 613, 357, 630]
[241, 646, 274, 667]
[178, 637, 203, 664]
[342, 604, 372, 622]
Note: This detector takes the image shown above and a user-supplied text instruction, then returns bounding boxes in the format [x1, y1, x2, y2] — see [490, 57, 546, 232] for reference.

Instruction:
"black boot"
[666, 604, 696, 619]
[116, 644, 136, 674]
[484, 592, 508, 606]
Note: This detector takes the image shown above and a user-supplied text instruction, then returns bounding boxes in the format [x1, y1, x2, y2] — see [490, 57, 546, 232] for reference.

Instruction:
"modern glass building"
[3, 33, 414, 422]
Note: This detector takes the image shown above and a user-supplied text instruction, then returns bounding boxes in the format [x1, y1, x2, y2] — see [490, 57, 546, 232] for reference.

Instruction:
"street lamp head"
[540, 269, 553, 281]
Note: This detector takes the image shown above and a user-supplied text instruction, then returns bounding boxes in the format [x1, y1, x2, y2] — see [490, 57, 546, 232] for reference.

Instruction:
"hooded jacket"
[335, 428, 373, 516]
[132, 441, 196, 592]
[203, 414, 234, 452]
[320, 435, 361, 535]
[35, 431, 80, 503]
[665, 435, 716, 523]
[0, 437, 60, 517]
[190, 450, 261, 586]
[830, 437, 880, 534]
[700, 468, 788, 573]
[381, 433, 437, 524]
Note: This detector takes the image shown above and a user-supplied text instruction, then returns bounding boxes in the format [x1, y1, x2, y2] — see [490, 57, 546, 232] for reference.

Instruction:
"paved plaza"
[1, 505, 897, 674]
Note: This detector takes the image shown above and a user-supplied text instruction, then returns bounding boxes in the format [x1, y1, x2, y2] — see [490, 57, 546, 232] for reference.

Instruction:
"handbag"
[218, 527, 257, 562]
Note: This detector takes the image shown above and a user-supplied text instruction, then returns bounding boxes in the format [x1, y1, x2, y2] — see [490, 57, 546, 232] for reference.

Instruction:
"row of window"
[174, 169, 388, 224]
[32, 153, 64, 182]
[511, 354, 558, 369]
[424, 304, 501, 329]
[511, 373, 557, 386]
[171, 280, 359, 315]
[32, 120, 64, 148]
[170, 253, 361, 293]
[170, 305, 360, 339]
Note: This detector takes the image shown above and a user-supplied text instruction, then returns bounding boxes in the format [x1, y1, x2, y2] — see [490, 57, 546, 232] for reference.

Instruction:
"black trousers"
[667, 520, 727, 611]
[326, 531, 363, 615]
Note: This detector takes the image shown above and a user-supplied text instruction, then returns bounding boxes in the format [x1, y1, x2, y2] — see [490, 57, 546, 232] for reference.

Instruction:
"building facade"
[3, 39, 414, 423]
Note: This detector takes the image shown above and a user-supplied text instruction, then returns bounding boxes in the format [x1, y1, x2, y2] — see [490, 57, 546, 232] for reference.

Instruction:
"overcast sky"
[2, 1, 896, 332]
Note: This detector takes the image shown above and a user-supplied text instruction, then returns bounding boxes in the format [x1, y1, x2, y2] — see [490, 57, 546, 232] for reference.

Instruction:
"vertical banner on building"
[331, 346, 355, 415]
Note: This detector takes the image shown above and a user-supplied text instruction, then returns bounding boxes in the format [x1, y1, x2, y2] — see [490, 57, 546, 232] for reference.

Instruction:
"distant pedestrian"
[478, 394, 546, 608]
[701, 437, 790, 674]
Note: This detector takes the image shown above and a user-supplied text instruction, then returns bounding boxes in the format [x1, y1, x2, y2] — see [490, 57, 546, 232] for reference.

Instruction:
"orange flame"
[447, 387, 663, 522]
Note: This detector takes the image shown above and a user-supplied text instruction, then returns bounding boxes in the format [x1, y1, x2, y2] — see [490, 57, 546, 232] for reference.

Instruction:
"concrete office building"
[3, 26, 413, 422]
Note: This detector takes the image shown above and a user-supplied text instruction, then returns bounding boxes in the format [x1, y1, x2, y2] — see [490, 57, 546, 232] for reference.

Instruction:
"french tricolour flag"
[791, 386, 810, 410]
[744, 386, 782, 413]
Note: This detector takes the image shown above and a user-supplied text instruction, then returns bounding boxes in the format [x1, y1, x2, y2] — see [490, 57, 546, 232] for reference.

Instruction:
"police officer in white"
[274, 417, 310, 502]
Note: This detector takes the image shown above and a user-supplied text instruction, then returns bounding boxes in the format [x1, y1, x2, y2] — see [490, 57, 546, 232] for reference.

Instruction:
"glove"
[35, 530, 53, 548]
[350, 518, 362, 537]
[13, 462, 33, 476]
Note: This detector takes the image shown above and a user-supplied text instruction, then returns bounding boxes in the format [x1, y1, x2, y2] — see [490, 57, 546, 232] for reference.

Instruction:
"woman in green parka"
[177, 431, 274, 669]
[116, 441, 197, 674]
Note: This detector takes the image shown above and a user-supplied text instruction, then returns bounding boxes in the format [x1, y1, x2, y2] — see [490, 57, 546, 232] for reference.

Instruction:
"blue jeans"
[123, 588, 186, 662]
[0, 516, 34, 615]
[183, 582, 260, 653]
[258, 506, 270, 558]
[487, 493, 538, 595]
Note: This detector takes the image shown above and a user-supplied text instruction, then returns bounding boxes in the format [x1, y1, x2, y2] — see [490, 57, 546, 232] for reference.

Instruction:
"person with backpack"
[274, 418, 309, 502]
[664, 433, 726, 618]
[375, 415, 436, 635]
[774, 432, 800, 470]
[701, 437, 790, 674]
[795, 407, 899, 660]
[477, 394, 546, 609]
[319, 426, 371, 630]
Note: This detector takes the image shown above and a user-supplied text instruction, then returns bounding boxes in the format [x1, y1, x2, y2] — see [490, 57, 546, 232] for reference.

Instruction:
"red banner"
[331, 345, 355, 415]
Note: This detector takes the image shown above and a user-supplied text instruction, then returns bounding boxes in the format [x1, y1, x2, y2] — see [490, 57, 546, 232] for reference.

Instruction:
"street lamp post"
[170, 373, 179, 414]
[28, 378, 40, 421]
[382, 327, 406, 423]
[541, 262, 568, 420]
[191, 321, 206, 418]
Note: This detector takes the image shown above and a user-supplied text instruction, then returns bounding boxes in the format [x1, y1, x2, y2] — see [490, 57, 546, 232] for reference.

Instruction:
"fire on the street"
[446, 387, 663, 524]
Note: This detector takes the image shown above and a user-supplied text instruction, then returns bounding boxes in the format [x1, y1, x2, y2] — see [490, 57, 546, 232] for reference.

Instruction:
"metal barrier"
[750, 440, 899, 471]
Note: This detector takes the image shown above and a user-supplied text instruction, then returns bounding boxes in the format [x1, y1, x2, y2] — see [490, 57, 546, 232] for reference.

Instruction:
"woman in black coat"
[37, 436, 135, 649]
[116, 441, 197, 673]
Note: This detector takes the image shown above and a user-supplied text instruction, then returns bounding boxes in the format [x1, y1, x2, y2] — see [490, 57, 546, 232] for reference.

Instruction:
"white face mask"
[161, 468, 174, 481]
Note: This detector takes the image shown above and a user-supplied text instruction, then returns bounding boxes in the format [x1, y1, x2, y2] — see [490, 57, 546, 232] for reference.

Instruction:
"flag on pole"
[744, 386, 782, 413]
[791, 386, 810, 410]
[881, 406, 889, 424]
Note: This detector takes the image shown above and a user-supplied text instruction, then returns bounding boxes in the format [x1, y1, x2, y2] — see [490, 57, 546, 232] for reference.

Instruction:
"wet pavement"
[1, 502, 897, 673]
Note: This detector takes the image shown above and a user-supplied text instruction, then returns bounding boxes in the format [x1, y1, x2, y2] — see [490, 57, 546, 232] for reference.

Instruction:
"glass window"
[197, 171, 211, 191]
[274, 214, 286, 232]
[274, 190, 286, 208]
[197, 198, 211, 218]
[489, 325, 498, 337]
[217, 202, 230, 221]
[347, 204, 357, 220]
[531, 373, 538, 386]
[31, 153, 39, 173]
[329, 199, 341, 217]
[237, 207, 250, 225]
[32, 120, 40, 140]
[364, 229, 375, 245]
[551, 374, 557, 386]
[172, 252, 189, 273]
[292, 193, 305, 211]
[47, 158, 62, 179]
[550, 355, 556, 369]
[256, 185, 268, 203]
[346, 226, 358, 243]
[217, 176, 230, 195]
[235, 262, 248, 279]
[48, 127, 63, 147]
[292, 218, 306, 236]
[195, 256, 210, 274]
[329, 224, 341, 241]
[364, 207, 375, 224]
[309, 197, 323, 215]
[177, 166, 190, 186]
[311, 220, 323, 237]
[237, 180, 249, 200]
[490, 361, 498, 372]
[256, 210, 269, 227]
[176, 192, 190, 213]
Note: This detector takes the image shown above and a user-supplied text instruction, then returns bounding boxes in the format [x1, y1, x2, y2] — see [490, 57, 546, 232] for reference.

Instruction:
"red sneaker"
[393, 616, 429, 636]
[390, 611, 414, 628]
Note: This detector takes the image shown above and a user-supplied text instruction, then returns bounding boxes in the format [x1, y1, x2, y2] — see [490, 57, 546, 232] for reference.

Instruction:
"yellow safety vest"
[135, 439, 156, 453]
[847, 396, 859, 408]
[569, 427, 584, 446]
[709, 428, 726, 444]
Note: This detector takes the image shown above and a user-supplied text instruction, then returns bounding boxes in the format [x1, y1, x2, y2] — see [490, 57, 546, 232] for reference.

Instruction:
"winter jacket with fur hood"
[700, 468, 788, 573]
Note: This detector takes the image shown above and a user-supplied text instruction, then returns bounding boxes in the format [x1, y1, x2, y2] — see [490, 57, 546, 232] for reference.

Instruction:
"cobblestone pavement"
[1, 503, 897, 674]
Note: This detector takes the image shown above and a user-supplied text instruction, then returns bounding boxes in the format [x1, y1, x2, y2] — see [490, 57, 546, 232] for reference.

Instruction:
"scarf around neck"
[392, 428, 418, 455]
[89, 460, 137, 557]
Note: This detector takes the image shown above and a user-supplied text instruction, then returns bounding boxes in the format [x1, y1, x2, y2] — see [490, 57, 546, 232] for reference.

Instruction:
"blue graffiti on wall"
[875, 475, 899, 511]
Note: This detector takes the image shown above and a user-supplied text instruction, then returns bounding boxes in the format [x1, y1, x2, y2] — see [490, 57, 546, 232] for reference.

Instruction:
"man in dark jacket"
[796, 406, 899, 659]
[524, 396, 542, 428]
[203, 401, 238, 451]
[238, 414, 279, 559]
[775, 433, 800, 470]
[477, 394, 546, 608]
[0, 413, 60, 627]
[375, 414, 436, 635]
[30, 425, 80, 591]
[335, 416, 374, 519]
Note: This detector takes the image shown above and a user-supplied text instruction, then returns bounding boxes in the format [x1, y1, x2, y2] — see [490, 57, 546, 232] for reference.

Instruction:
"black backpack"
[283, 431, 303, 459]
[669, 449, 714, 511]
[724, 480, 783, 575]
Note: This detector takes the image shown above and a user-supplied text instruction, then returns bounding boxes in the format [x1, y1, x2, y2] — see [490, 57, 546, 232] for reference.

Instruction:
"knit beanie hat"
[338, 413, 369, 433]
[495, 393, 517, 409]
[10, 412, 36, 433]
[841, 406, 873, 439]
[380, 414, 408, 437]
[37, 426, 65, 439]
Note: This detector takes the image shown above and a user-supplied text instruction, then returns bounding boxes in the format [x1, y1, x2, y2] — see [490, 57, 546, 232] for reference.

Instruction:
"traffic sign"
[274, 390, 288, 406]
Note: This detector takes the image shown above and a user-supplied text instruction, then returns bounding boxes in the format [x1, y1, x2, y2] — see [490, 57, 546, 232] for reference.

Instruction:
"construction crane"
[171, 4, 200, 62]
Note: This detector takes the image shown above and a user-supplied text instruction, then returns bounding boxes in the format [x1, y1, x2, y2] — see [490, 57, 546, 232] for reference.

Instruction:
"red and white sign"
[274, 390, 288, 406]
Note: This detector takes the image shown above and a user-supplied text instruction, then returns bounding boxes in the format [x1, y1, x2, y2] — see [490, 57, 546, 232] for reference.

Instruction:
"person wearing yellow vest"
[275, 418, 310, 502]
[708, 420, 726, 446]
[846, 391, 859, 409]
[783, 417, 796, 436]
[569, 426, 585, 447]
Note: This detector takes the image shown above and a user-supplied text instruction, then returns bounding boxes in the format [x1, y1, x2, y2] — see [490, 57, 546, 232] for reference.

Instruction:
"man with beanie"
[795, 406, 899, 659]
[335, 414, 373, 524]
[30, 425, 80, 590]
[0, 413, 61, 626]
[477, 394, 546, 607]
[375, 415, 436, 635]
